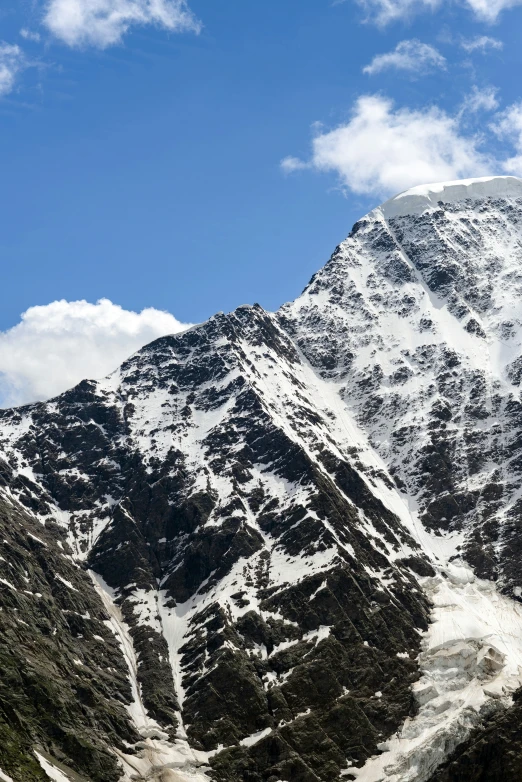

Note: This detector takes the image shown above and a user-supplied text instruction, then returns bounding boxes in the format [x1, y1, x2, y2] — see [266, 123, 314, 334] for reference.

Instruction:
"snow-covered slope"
[282, 175, 522, 593]
[2, 176, 522, 782]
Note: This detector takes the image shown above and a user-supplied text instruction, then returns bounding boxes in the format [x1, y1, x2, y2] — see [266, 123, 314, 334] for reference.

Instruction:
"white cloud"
[464, 0, 522, 22]
[20, 28, 41, 43]
[0, 299, 190, 407]
[43, 0, 201, 48]
[356, 0, 440, 25]
[461, 86, 499, 114]
[358, 0, 522, 24]
[461, 35, 503, 53]
[363, 39, 446, 75]
[281, 156, 309, 173]
[282, 95, 491, 197]
[0, 42, 27, 97]
[492, 102, 522, 176]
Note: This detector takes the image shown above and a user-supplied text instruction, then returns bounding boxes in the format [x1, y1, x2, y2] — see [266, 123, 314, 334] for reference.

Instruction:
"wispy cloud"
[20, 29, 41, 43]
[357, 0, 440, 26]
[461, 35, 503, 53]
[465, 0, 522, 22]
[358, 0, 522, 25]
[461, 86, 499, 115]
[0, 42, 28, 97]
[363, 39, 446, 75]
[0, 299, 190, 406]
[43, 0, 201, 48]
[493, 102, 522, 176]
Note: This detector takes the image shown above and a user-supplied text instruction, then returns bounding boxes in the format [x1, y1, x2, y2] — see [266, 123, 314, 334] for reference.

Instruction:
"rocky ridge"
[1, 176, 522, 781]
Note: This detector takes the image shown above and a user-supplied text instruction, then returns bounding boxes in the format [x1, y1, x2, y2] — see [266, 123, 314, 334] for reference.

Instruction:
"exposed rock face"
[1, 176, 522, 781]
[0, 468, 137, 782]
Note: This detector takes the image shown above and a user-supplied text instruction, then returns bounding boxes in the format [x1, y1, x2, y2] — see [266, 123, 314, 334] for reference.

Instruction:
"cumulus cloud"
[461, 86, 500, 114]
[363, 39, 445, 75]
[43, 0, 201, 48]
[0, 42, 27, 97]
[281, 95, 490, 197]
[0, 299, 190, 407]
[461, 35, 503, 53]
[358, 0, 522, 24]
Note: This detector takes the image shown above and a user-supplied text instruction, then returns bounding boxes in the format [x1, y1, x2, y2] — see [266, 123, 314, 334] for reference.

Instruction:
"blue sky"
[1, 0, 522, 404]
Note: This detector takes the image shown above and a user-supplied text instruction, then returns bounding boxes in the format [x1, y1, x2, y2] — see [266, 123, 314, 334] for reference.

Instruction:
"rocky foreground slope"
[2, 176, 522, 781]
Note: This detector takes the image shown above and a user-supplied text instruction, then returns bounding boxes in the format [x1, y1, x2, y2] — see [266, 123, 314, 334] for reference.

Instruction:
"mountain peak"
[5, 173, 522, 782]
[379, 175, 522, 218]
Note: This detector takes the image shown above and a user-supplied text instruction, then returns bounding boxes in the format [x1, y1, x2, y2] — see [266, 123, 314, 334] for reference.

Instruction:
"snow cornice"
[379, 175, 522, 219]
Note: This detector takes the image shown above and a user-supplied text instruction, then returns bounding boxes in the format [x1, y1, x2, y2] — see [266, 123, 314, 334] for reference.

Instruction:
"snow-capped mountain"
[2, 176, 522, 782]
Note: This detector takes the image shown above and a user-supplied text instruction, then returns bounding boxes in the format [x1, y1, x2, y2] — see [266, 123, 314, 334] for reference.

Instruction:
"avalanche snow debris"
[350, 562, 522, 782]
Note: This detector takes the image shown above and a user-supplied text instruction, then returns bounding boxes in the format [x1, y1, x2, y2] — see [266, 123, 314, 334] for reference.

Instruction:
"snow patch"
[240, 727, 273, 747]
[55, 574, 78, 592]
[34, 752, 71, 782]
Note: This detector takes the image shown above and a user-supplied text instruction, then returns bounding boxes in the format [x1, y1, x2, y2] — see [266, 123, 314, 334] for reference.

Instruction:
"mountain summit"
[2, 176, 522, 782]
